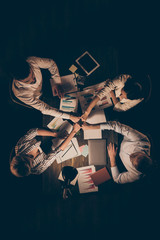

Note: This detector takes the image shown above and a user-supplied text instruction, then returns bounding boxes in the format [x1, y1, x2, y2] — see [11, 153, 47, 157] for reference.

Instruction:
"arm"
[37, 129, 58, 137]
[33, 124, 81, 174]
[82, 122, 101, 130]
[107, 143, 141, 184]
[59, 123, 81, 151]
[81, 96, 100, 121]
[14, 94, 70, 119]
[113, 98, 143, 112]
[109, 90, 119, 106]
[100, 121, 149, 142]
[28, 56, 64, 98]
[96, 74, 130, 100]
[28, 57, 61, 84]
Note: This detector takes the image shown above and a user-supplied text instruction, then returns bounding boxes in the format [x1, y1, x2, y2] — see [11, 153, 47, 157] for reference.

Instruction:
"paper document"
[83, 129, 102, 140]
[51, 121, 73, 150]
[56, 138, 81, 164]
[60, 93, 78, 113]
[77, 80, 112, 112]
[77, 165, 98, 193]
[50, 74, 78, 96]
[47, 117, 64, 130]
[86, 109, 107, 124]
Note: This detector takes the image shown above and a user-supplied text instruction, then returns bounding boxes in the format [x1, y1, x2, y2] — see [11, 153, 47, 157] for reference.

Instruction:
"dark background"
[1, 0, 160, 238]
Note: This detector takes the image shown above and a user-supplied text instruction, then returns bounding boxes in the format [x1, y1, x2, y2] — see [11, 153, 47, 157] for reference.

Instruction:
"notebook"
[90, 167, 111, 186]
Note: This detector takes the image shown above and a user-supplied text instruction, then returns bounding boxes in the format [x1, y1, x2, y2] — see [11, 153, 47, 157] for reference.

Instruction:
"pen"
[62, 145, 72, 157]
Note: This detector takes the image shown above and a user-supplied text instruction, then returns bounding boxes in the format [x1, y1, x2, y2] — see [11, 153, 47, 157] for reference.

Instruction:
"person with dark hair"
[81, 74, 144, 121]
[11, 56, 80, 123]
[82, 121, 152, 184]
[10, 124, 81, 177]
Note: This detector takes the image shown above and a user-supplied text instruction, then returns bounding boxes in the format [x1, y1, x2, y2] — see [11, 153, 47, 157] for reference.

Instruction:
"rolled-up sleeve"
[35, 149, 62, 174]
[28, 56, 61, 84]
[113, 99, 143, 112]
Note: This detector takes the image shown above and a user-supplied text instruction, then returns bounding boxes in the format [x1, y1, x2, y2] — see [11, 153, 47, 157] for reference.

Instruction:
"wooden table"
[42, 104, 118, 197]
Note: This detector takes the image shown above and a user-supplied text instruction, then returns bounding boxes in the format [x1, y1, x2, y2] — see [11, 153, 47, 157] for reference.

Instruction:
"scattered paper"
[50, 74, 78, 96]
[86, 109, 107, 124]
[60, 93, 78, 112]
[79, 145, 88, 157]
[77, 80, 112, 113]
[47, 117, 64, 130]
[56, 138, 81, 164]
[77, 165, 98, 193]
[83, 129, 102, 140]
[51, 121, 73, 150]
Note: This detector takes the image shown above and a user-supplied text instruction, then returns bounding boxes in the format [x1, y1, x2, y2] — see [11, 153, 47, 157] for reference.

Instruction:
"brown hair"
[10, 154, 32, 177]
[134, 154, 152, 174]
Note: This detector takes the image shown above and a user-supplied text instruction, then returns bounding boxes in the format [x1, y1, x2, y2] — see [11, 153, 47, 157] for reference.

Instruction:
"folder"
[90, 167, 111, 186]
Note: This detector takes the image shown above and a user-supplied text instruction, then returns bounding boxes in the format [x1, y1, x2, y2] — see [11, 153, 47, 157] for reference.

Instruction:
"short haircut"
[123, 78, 143, 100]
[134, 154, 152, 174]
[10, 155, 31, 177]
[10, 57, 30, 80]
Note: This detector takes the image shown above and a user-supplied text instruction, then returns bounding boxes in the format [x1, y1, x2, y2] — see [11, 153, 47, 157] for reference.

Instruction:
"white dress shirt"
[97, 74, 143, 111]
[100, 121, 151, 184]
[12, 56, 70, 119]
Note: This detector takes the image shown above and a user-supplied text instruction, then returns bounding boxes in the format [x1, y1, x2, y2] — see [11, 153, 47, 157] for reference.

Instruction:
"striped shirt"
[15, 128, 62, 174]
[97, 74, 143, 112]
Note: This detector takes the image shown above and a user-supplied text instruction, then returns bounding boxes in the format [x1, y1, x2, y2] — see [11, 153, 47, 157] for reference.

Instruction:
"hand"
[81, 122, 90, 130]
[57, 130, 69, 139]
[73, 123, 81, 133]
[69, 115, 80, 123]
[53, 84, 64, 98]
[81, 111, 89, 122]
[107, 143, 117, 167]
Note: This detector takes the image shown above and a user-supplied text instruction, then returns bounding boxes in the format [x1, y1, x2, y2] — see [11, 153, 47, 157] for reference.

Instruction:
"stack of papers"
[77, 165, 98, 193]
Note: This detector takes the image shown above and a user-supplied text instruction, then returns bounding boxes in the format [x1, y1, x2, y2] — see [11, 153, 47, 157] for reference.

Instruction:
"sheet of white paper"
[83, 129, 102, 140]
[50, 74, 78, 96]
[77, 80, 113, 112]
[86, 109, 107, 124]
[47, 117, 65, 130]
[77, 165, 98, 193]
[51, 121, 73, 150]
[56, 138, 81, 164]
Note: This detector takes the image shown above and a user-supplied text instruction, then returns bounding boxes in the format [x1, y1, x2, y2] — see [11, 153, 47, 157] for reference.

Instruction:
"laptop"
[88, 139, 106, 165]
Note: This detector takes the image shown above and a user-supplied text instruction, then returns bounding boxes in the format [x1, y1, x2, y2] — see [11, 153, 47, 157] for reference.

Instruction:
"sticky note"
[69, 64, 78, 73]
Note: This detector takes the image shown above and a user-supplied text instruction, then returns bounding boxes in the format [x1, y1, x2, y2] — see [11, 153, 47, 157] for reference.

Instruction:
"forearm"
[100, 121, 145, 141]
[37, 129, 57, 137]
[59, 130, 77, 151]
[110, 90, 119, 106]
[85, 96, 100, 115]
[109, 156, 117, 167]
[17, 96, 70, 119]
[83, 123, 101, 130]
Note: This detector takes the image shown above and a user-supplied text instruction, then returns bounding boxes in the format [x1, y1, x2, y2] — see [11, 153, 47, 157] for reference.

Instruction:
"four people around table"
[10, 56, 153, 184]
